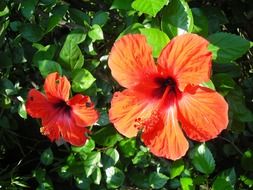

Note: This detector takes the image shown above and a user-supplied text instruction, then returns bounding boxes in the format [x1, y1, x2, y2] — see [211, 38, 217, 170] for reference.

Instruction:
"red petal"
[68, 94, 99, 127]
[177, 85, 228, 142]
[44, 72, 70, 102]
[142, 105, 189, 160]
[42, 110, 88, 146]
[109, 89, 156, 138]
[26, 89, 53, 118]
[108, 34, 157, 89]
[158, 34, 212, 91]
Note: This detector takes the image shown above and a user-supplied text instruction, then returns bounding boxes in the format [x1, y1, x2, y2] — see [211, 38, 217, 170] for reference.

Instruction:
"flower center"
[54, 100, 72, 114]
[153, 77, 177, 98]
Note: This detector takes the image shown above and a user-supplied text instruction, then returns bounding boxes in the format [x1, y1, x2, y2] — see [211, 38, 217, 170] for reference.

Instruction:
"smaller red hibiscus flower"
[26, 72, 99, 146]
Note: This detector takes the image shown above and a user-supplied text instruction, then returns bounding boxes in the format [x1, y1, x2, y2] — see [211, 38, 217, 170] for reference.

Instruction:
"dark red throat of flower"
[154, 77, 178, 98]
[54, 100, 72, 114]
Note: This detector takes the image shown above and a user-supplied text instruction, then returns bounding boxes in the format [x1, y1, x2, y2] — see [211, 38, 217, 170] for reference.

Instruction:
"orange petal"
[68, 94, 99, 127]
[44, 72, 70, 102]
[142, 105, 189, 160]
[177, 85, 228, 142]
[108, 34, 157, 89]
[157, 33, 211, 91]
[109, 89, 155, 138]
[26, 89, 53, 118]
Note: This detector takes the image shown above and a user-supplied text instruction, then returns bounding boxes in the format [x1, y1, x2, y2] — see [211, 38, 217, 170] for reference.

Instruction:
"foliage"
[0, 0, 253, 189]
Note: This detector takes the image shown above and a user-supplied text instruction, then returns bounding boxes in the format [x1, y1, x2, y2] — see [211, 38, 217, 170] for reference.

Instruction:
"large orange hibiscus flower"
[108, 34, 228, 160]
[26, 72, 99, 146]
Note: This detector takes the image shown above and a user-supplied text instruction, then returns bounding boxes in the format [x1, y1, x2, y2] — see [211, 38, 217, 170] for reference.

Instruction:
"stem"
[219, 136, 243, 156]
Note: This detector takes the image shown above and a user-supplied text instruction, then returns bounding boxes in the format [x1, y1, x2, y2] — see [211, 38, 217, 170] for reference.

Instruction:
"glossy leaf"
[132, 0, 168, 17]
[59, 36, 84, 70]
[105, 167, 125, 189]
[46, 4, 68, 33]
[208, 32, 250, 63]
[92, 126, 122, 147]
[148, 172, 169, 189]
[40, 148, 54, 166]
[92, 11, 109, 27]
[140, 28, 170, 57]
[102, 148, 119, 169]
[111, 0, 133, 10]
[190, 144, 215, 174]
[21, 0, 38, 20]
[88, 24, 104, 42]
[170, 159, 185, 179]
[212, 177, 233, 190]
[161, 0, 193, 38]
[37, 60, 62, 77]
[20, 24, 43, 42]
[72, 69, 96, 92]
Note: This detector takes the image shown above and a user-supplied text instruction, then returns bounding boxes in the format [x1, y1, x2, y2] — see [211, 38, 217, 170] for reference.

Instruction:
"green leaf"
[140, 28, 169, 58]
[148, 172, 169, 189]
[129, 170, 150, 189]
[0, 6, 9, 17]
[161, 0, 193, 38]
[200, 80, 216, 90]
[202, 7, 228, 34]
[191, 8, 208, 36]
[72, 69, 96, 92]
[33, 168, 46, 183]
[119, 138, 137, 158]
[38, 60, 62, 77]
[20, 24, 44, 42]
[132, 0, 168, 17]
[170, 159, 185, 179]
[75, 176, 90, 190]
[111, 0, 133, 10]
[212, 177, 233, 190]
[208, 32, 250, 63]
[18, 103, 27, 119]
[227, 86, 253, 122]
[91, 167, 102, 185]
[0, 52, 12, 68]
[92, 11, 109, 27]
[58, 165, 71, 179]
[88, 24, 104, 42]
[241, 150, 253, 171]
[190, 144, 215, 174]
[132, 148, 151, 168]
[180, 177, 194, 190]
[69, 8, 90, 26]
[21, 0, 38, 19]
[33, 45, 56, 65]
[84, 151, 101, 177]
[40, 148, 54, 166]
[97, 109, 110, 126]
[92, 126, 122, 147]
[46, 4, 68, 33]
[59, 36, 84, 70]
[212, 73, 235, 96]
[72, 139, 95, 154]
[102, 148, 119, 169]
[66, 29, 87, 44]
[40, 0, 56, 5]
[212, 62, 241, 78]
[105, 167, 125, 189]
[218, 168, 236, 186]
[118, 23, 144, 38]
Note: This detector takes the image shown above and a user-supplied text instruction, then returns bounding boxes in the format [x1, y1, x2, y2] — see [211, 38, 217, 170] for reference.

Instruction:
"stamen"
[134, 110, 162, 132]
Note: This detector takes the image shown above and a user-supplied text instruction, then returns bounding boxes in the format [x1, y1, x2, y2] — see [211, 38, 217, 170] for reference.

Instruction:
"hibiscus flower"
[26, 72, 99, 146]
[108, 34, 228, 160]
